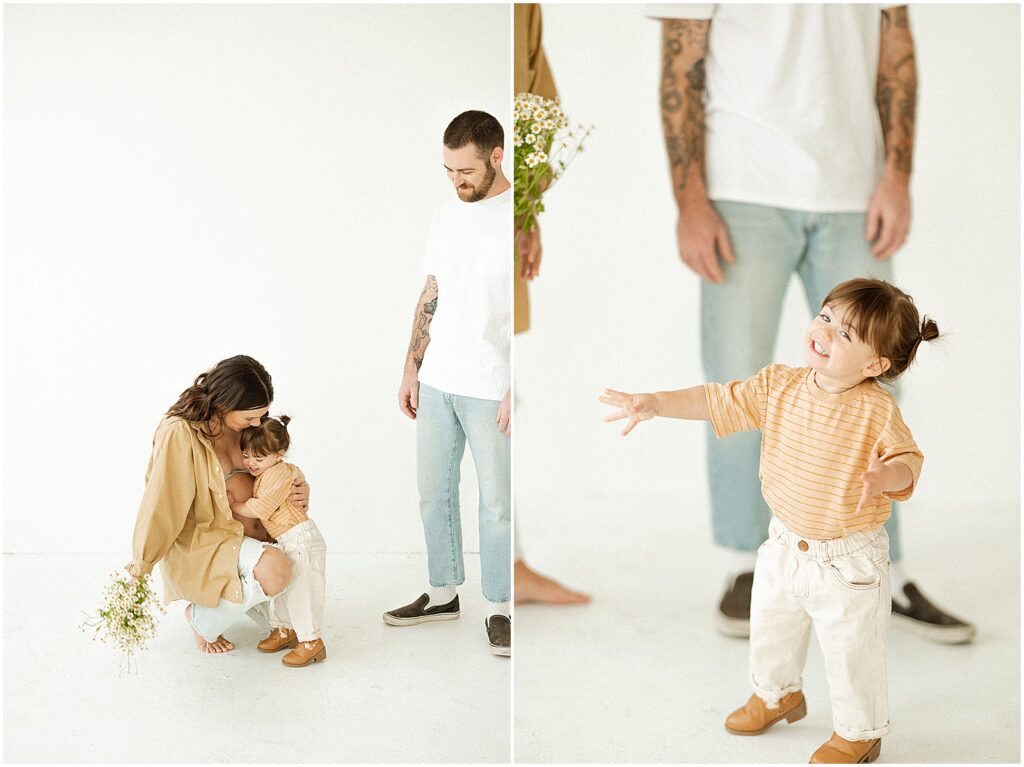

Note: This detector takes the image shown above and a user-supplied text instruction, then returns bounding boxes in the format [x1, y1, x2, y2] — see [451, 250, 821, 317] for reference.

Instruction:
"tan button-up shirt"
[514, 3, 559, 335]
[128, 417, 246, 607]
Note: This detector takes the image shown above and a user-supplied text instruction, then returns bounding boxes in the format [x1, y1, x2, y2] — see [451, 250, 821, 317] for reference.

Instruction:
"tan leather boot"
[809, 732, 881, 764]
[257, 627, 297, 653]
[282, 638, 327, 667]
[725, 691, 806, 735]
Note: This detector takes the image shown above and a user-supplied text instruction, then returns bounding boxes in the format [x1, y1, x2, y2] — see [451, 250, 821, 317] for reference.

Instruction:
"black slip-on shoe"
[716, 571, 753, 638]
[485, 615, 511, 656]
[891, 582, 976, 644]
[383, 593, 460, 626]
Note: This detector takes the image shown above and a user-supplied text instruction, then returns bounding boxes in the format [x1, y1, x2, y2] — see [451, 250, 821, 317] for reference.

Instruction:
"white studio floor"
[4, 552, 510, 764]
[514, 488, 1020, 764]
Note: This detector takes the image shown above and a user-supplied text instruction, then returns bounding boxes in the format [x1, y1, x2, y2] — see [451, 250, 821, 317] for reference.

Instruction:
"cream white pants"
[266, 519, 327, 642]
[749, 517, 891, 741]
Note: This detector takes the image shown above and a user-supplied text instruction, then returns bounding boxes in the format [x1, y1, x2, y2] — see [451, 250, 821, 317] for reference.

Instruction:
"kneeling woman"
[126, 355, 309, 653]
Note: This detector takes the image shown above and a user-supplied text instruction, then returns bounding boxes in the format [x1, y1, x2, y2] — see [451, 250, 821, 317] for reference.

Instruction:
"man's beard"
[458, 163, 496, 202]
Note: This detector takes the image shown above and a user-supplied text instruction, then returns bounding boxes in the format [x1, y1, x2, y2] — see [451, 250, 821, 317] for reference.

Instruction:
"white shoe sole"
[891, 611, 976, 644]
[715, 612, 750, 638]
[489, 643, 511, 657]
[382, 611, 460, 627]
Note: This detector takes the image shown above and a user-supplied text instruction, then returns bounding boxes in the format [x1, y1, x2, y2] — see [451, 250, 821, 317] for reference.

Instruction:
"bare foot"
[184, 604, 235, 653]
[515, 560, 590, 605]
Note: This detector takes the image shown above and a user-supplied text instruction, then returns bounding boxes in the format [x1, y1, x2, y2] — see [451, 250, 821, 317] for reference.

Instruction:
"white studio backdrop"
[3, 3, 511, 555]
[516, 5, 1020, 557]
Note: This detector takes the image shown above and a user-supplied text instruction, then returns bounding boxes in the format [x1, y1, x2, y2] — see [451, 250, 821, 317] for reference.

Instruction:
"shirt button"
[218, 493, 223, 498]
[798, 540, 809, 552]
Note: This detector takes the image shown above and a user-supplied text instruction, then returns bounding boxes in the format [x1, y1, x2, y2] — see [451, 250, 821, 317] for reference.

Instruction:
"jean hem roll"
[750, 677, 803, 705]
[834, 721, 891, 742]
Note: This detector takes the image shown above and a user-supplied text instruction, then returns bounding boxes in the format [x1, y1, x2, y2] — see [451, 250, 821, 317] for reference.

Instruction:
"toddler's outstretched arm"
[600, 386, 710, 436]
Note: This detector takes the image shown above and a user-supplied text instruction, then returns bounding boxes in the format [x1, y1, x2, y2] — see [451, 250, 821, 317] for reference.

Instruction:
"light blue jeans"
[417, 383, 511, 603]
[189, 536, 274, 642]
[703, 201, 903, 561]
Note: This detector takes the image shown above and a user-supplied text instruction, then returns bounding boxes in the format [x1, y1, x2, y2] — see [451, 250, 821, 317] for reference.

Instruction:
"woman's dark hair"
[167, 355, 273, 433]
[240, 415, 291, 457]
[821, 278, 940, 382]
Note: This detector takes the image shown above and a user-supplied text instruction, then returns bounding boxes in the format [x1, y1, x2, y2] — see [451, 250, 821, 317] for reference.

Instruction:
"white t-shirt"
[418, 186, 511, 401]
[647, 4, 898, 212]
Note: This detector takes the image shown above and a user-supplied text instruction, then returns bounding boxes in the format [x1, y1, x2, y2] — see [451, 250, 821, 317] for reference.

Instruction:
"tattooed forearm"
[877, 7, 916, 174]
[660, 19, 709, 201]
[406, 275, 438, 370]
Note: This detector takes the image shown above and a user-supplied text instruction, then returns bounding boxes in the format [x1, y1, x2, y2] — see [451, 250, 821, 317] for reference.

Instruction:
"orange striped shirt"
[704, 364, 923, 540]
[241, 461, 309, 539]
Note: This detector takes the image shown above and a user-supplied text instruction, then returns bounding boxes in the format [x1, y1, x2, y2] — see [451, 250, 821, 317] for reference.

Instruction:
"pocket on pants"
[306, 542, 327, 573]
[827, 554, 884, 591]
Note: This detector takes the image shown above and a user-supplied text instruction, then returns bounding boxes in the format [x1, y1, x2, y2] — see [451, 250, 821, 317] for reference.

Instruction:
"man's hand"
[865, 170, 911, 260]
[516, 223, 543, 281]
[497, 390, 511, 436]
[399, 369, 420, 420]
[677, 198, 735, 283]
[288, 476, 310, 511]
[599, 388, 660, 436]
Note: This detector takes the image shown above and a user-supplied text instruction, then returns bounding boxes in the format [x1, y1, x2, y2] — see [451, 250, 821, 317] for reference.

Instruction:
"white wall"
[3, 4, 511, 554]
[516, 5, 1020, 554]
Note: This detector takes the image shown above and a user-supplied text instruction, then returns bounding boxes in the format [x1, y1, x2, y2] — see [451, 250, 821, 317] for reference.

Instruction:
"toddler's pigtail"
[920, 317, 940, 342]
[905, 316, 940, 371]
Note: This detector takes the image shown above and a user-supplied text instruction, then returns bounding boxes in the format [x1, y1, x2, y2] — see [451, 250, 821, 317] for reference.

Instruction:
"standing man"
[650, 4, 974, 643]
[384, 110, 513, 657]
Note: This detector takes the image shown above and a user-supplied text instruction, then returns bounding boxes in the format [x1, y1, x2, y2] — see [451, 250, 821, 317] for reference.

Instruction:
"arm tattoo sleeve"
[407, 275, 438, 371]
[660, 19, 710, 199]
[877, 7, 917, 174]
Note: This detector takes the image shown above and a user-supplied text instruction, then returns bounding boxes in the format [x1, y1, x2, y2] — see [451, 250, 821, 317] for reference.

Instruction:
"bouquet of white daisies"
[513, 92, 592, 235]
[81, 571, 165, 668]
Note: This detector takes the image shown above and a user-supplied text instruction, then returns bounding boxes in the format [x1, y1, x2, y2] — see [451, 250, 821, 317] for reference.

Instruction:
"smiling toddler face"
[804, 302, 888, 390]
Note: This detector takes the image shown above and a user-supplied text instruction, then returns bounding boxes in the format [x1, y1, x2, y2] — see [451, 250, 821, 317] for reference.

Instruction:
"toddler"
[232, 415, 328, 668]
[601, 278, 939, 764]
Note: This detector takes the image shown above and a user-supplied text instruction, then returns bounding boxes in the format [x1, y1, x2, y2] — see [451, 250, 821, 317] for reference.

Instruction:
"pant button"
[798, 540, 809, 552]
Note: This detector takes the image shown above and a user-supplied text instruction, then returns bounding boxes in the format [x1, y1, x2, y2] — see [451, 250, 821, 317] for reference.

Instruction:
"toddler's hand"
[855, 453, 887, 516]
[599, 388, 659, 436]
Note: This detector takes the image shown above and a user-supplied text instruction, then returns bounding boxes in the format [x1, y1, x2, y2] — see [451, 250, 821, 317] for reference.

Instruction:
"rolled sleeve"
[704, 365, 776, 438]
[645, 4, 716, 20]
[877, 404, 924, 502]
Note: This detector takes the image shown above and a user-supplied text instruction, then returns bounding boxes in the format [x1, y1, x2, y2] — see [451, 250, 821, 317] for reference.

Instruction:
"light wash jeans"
[189, 536, 273, 643]
[750, 518, 891, 741]
[703, 201, 902, 561]
[417, 383, 511, 603]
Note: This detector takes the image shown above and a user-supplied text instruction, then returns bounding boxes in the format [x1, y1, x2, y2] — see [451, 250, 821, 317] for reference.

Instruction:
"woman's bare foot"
[514, 560, 590, 605]
[184, 604, 235, 653]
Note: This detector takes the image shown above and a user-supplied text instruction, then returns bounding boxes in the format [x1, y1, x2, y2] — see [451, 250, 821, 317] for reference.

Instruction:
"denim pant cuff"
[834, 721, 890, 741]
[751, 676, 803, 705]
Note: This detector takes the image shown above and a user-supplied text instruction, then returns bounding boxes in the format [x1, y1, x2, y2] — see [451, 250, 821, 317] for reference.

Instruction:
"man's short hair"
[443, 110, 504, 158]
